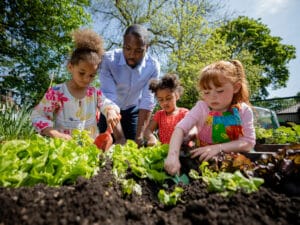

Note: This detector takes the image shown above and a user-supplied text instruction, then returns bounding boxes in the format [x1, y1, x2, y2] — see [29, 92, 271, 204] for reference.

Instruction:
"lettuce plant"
[0, 130, 102, 187]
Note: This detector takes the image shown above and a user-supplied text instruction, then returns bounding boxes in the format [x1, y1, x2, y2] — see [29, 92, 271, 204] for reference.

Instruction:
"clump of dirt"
[0, 159, 300, 225]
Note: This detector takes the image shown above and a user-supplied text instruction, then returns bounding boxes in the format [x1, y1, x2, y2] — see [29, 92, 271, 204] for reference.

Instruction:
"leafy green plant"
[0, 130, 102, 187]
[121, 178, 142, 196]
[0, 102, 35, 141]
[111, 141, 180, 199]
[255, 124, 300, 144]
[189, 162, 264, 196]
[158, 187, 184, 206]
[110, 140, 264, 203]
[111, 140, 170, 183]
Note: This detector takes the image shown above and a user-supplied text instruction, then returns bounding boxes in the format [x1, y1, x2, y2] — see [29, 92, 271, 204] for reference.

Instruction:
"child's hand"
[146, 134, 157, 146]
[190, 145, 220, 161]
[164, 153, 181, 176]
[106, 109, 121, 130]
[56, 133, 72, 140]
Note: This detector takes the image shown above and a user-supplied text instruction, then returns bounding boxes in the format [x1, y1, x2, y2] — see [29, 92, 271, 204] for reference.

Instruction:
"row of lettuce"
[1, 99, 298, 205]
[0, 130, 265, 206]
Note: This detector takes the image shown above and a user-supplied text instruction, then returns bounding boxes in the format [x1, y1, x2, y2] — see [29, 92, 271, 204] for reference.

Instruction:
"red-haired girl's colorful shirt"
[176, 101, 256, 147]
[153, 108, 189, 144]
[31, 83, 119, 139]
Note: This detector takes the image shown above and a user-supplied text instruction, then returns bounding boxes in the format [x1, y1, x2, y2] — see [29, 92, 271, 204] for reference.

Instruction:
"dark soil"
[1, 159, 300, 225]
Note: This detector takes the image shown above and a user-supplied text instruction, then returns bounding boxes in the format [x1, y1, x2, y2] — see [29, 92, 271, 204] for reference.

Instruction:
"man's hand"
[135, 135, 144, 147]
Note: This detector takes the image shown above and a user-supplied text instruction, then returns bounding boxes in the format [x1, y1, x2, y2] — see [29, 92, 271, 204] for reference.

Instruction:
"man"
[98, 24, 160, 146]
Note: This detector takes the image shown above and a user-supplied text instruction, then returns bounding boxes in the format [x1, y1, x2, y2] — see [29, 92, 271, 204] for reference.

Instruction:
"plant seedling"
[171, 173, 190, 185]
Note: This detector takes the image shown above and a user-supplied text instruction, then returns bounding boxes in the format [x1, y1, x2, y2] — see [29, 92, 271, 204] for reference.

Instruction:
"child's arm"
[190, 103, 256, 161]
[41, 127, 72, 140]
[144, 119, 158, 146]
[190, 140, 253, 162]
[164, 127, 184, 175]
[31, 87, 70, 140]
[182, 126, 198, 146]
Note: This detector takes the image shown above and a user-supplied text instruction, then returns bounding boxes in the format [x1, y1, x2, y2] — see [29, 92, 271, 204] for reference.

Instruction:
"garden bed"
[1, 156, 300, 225]
[254, 143, 290, 152]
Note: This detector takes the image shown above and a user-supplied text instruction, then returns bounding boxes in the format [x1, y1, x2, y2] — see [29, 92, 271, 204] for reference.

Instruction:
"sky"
[226, 0, 299, 98]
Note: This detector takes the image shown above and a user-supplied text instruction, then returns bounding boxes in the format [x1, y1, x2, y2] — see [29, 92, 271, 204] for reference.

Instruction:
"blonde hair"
[198, 60, 250, 105]
[69, 29, 104, 66]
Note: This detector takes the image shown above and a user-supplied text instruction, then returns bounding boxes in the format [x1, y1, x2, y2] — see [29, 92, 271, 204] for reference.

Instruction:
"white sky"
[226, 0, 299, 98]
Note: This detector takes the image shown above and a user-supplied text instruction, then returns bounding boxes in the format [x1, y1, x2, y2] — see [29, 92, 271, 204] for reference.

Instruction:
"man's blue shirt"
[99, 49, 160, 111]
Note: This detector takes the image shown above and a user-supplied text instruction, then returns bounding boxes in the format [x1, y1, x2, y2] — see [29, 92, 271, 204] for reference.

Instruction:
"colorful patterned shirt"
[176, 101, 256, 147]
[31, 83, 119, 139]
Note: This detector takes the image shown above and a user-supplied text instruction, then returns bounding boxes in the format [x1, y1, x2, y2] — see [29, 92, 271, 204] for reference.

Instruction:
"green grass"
[0, 102, 35, 141]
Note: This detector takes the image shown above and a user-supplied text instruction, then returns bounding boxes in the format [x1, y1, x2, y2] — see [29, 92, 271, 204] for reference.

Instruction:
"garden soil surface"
[1, 158, 300, 225]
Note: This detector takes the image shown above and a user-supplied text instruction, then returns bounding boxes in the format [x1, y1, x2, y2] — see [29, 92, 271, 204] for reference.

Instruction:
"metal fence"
[251, 96, 300, 125]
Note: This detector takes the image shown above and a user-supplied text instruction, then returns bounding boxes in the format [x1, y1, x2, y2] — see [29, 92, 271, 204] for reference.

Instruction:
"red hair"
[198, 60, 250, 105]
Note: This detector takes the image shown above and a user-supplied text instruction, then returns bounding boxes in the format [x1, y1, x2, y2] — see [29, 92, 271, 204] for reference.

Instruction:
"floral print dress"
[31, 83, 119, 139]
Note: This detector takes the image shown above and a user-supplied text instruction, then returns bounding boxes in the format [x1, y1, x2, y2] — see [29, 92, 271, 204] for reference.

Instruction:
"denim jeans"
[98, 105, 138, 140]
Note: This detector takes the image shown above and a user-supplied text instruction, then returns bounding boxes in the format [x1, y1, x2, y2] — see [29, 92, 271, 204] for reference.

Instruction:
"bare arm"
[41, 127, 72, 140]
[135, 109, 152, 147]
[164, 127, 184, 175]
[112, 122, 126, 145]
[144, 118, 158, 146]
[190, 140, 253, 162]
[106, 109, 126, 145]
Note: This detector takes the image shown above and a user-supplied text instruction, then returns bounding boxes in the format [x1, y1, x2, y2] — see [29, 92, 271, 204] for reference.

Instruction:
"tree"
[91, 0, 227, 108]
[148, 1, 230, 108]
[214, 16, 296, 99]
[91, 0, 296, 107]
[0, 0, 91, 105]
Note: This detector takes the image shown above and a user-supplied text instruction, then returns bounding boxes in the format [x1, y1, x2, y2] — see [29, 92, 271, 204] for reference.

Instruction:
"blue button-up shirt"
[99, 49, 160, 111]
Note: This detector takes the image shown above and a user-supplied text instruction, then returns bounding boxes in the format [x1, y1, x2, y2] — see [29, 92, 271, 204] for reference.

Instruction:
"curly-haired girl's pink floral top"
[31, 83, 119, 139]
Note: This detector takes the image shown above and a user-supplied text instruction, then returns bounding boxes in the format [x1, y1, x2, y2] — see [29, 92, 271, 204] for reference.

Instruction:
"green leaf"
[158, 187, 184, 206]
[0, 130, 101, 187]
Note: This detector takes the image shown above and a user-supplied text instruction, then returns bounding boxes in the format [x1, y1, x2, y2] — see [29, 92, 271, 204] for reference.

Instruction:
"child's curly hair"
[69, 28, 104, 66]
[149, 73, 184, 97]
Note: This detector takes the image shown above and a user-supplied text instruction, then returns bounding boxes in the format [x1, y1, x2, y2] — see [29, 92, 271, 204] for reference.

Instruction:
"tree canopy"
[91, 0, 296, 107]
[0, 0, 296, 107]
[0, 0, 91, 105]
[214, 16, 296, 98]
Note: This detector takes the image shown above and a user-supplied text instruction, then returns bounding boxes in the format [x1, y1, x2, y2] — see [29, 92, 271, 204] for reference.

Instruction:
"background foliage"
[0, 0, 91, 105]
[91, 0, 296, 108]
[0, 0, 297, 109]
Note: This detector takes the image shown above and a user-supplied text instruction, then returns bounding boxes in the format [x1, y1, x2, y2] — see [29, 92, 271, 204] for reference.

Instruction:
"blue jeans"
[98, 106, 138, 140]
